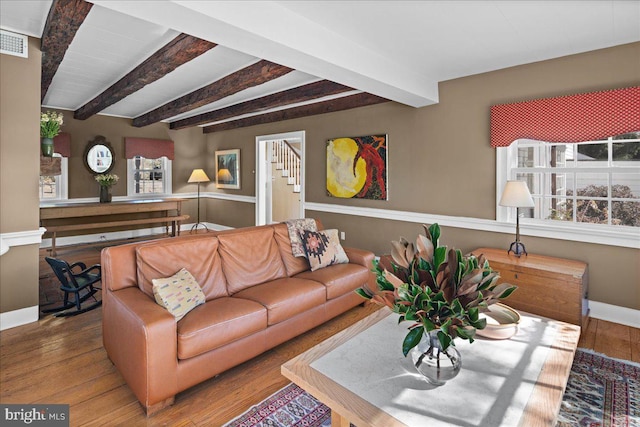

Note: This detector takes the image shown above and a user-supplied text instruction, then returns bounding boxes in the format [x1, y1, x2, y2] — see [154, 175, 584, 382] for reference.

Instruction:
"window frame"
[126, 156, 172, 198]
[496, 137, 639, 248]
[39, 154, 68, 201]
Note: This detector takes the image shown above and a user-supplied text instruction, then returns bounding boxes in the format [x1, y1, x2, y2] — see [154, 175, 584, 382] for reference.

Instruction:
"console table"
[40, 198, 189, 255]
[471, 248, 588, 329]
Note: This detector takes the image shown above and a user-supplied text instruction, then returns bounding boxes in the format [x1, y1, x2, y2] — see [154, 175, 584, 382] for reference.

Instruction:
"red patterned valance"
[125, 137, 174, 160]
[490, 86, 640, 147]
[53, 132, 71, 157]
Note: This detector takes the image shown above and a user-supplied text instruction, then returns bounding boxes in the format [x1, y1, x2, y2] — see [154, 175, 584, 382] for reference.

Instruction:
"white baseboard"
[589, 301, 640, 328]
[0, 305, 39, 331]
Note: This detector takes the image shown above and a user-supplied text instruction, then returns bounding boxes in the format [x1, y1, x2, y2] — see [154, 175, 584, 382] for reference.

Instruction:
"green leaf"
[497, 285, 518, 299]
[354, 288, 372, 300]
[402, 327, 424, 357]
[428, 223, 441, 247]
[437, 330, 452, 351]
[433, 246, 447, 271]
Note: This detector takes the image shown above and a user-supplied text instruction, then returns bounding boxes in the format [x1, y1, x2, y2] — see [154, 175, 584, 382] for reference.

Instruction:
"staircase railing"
[271, 139, 301, 193]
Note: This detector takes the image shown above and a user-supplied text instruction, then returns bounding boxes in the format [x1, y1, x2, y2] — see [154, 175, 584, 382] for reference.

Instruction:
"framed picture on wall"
[326, 134, 387, 200]
[215, 149, 240, 189]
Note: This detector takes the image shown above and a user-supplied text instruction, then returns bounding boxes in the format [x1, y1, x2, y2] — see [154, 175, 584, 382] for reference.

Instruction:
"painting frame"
[326, 134, 388, 200]
[215, 149, 240, 189]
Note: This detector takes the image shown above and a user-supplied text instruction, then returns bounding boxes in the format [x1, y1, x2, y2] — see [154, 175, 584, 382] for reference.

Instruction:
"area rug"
[224, 349, 639, 427]
[557, 349, 639, 427]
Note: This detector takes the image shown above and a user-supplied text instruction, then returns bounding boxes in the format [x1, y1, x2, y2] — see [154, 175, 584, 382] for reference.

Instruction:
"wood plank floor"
[1, 241, 638, 426]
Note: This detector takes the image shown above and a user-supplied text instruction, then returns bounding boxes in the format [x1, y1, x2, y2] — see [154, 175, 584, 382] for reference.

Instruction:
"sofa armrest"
[343, 247, 375, 269]
[103, 287, 178, 410]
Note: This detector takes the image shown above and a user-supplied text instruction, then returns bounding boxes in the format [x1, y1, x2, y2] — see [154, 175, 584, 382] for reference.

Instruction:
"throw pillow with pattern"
[301, 229, 349, 271]
[152, 268, 206, 321]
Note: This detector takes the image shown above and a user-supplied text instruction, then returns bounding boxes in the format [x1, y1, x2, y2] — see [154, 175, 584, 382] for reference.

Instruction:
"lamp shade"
[217, 168, 233, 183]
[499, 181, 534, 207]
[188, 169, 210, 183]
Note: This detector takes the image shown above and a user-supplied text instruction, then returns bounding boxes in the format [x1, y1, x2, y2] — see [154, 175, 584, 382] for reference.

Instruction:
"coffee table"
[282, 307, 580, 427]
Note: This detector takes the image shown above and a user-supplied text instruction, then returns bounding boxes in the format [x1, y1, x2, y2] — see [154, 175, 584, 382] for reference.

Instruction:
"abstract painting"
[326, 134, 387, 200]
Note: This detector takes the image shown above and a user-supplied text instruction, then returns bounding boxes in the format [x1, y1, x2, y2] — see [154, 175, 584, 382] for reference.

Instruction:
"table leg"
[51, 232, 57, 256]
[331, 411, 351, 427]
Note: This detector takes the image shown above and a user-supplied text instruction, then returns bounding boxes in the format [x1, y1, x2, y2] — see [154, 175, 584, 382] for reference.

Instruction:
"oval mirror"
[84, 136, 115, 174]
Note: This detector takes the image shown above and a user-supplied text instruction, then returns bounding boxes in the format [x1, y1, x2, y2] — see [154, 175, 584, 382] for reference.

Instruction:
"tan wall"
[0, 37, 42, 313]
[206, 42, 640, 310]
[45, 110, 206, 199]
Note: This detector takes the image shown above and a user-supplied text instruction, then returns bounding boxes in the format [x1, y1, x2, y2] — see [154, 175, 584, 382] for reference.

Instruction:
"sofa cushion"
[301, 229, 349, 271]
[136, 236, 228, 301]
[273, 223, 311, 276]
[177, 297, 267, 360]
[217, 226, 287, 294]
[233, 278, 326, 325]
[152, 268, 206, 321]
[295, 263, 371, 300]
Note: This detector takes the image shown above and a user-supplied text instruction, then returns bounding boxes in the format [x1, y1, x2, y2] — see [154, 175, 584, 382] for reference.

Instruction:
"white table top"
[282, 307, 581, 427]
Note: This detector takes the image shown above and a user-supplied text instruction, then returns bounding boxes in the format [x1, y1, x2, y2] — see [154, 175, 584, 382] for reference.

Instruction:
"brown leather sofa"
[101, 221, 375, 415]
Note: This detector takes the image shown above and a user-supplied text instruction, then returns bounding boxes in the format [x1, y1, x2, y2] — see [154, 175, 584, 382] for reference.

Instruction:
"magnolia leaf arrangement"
[357, 223, 517, 356]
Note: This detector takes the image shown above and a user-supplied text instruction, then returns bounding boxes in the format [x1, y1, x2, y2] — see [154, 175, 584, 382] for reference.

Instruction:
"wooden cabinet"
[471, 248, 589, 330]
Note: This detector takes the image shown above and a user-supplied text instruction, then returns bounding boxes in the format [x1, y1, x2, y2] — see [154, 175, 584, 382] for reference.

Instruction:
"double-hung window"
[39, 154, 68, 201]
[127, 155, 172, 196]
[497, 132, 639, 243]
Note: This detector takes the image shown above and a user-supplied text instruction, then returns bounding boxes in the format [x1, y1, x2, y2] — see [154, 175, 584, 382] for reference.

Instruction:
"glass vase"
[99, 186, 112, 203]
[410, 330, 462, 386]
[41, 137, 54, 157]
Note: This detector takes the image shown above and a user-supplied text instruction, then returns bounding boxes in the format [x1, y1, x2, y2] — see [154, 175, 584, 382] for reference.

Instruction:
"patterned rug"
[558, 349, 639, 427]
[224, 349, 639, 427]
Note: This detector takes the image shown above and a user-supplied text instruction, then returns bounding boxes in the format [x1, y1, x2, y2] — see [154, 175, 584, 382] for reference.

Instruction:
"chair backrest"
[45, 257, 77, 289]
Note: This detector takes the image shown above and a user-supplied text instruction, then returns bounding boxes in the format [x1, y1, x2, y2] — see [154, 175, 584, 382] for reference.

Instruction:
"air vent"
[1, 30, 28, 58]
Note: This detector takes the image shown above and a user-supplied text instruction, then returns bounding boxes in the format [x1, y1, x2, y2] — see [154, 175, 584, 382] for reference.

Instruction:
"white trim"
[0, 306, 39, 330]
[589, 301, 640, 329]
[304, 202, 640, 249]
[255, 130, 305, 225]
[0, 228, 46, 255]
[202, 192, 256, 204]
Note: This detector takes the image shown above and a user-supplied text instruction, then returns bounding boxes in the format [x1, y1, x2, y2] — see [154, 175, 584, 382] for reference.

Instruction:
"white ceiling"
[1, 0, 639, 127]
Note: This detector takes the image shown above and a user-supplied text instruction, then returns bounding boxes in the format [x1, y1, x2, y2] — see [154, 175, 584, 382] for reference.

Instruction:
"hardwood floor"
[1, 241, 638, 426]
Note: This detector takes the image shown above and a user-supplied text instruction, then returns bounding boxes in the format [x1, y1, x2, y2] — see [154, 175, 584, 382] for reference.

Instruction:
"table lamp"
[499, 180, 534, 257]
[188, 169, 210, 232]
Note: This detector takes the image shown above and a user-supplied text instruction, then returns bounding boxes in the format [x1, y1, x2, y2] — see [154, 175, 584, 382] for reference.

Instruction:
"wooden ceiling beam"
[169, 80, 353, 130]
[202, 93, 389, 133]
[133, 60, 293, 127]
[41, 0, 93, 102]
[74, 34, 216, 120]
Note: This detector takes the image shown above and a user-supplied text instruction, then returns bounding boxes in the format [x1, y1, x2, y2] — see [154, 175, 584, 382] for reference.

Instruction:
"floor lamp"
[499, 180, 534, 257]
[188, 169, 210, 232]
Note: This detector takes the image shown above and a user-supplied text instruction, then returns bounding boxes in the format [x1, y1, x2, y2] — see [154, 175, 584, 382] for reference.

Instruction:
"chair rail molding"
[303, 202, 640, 249]
[0, 228, 46, 255]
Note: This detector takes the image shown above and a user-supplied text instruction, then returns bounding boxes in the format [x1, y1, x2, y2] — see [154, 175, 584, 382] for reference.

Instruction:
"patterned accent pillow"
[286, 218, 318, 257]
[301, 229, 349, 271]
[152, 268, 206, 321]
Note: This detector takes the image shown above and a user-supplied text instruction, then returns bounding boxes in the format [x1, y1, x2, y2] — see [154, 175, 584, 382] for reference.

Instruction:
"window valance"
[125, 137, 174, 160]
[53, 132, 71, 157]
[490, 86, 640, 148]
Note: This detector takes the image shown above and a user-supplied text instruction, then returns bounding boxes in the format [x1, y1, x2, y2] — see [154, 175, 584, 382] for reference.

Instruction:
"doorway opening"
[255, 131, 305, 225]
